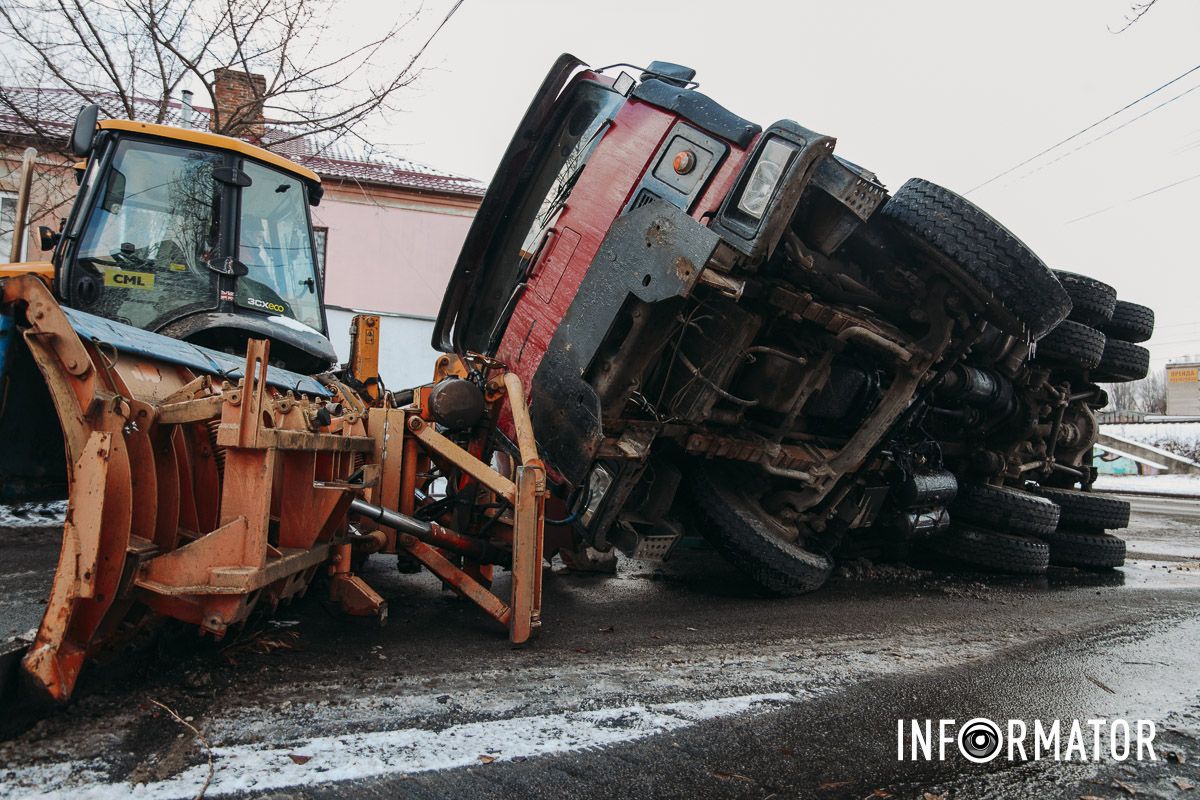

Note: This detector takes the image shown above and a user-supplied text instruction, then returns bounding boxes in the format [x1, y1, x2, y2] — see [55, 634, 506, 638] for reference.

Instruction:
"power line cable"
[1065, 169, 1200, 224]
[966, 62, 1200, 194]
[1018, 81, 1200, 181]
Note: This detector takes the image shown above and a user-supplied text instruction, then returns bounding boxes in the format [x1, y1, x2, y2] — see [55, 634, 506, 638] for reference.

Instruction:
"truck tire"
[951, 483, 1060, 536]
[927, 526, 1050, 574]
[1034, 487, 1131, 529]
[1039, 528, 1126, 569]
[1054, 270, 1117, 326]
[688, 461, 834, 596]
[1034, 320, 1106, 370]
[1103, 301, 1155, 344]
[1093, 338, 1150, 382]
[880, 179, 1070, 339]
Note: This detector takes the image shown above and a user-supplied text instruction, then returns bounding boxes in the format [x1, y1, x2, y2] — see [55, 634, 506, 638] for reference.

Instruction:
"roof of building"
[0, 86, 486, 198]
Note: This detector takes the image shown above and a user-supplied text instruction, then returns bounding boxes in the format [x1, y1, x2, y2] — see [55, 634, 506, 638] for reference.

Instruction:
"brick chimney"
[211, 68, 266, 139]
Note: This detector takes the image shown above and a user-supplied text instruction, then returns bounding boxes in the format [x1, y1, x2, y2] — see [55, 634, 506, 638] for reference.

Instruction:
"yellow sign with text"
[102, 268, 156, 290]
[1168, 367, 1198, 384]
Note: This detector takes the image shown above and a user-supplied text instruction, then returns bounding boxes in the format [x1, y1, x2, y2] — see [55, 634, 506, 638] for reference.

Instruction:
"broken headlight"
[710, 121, 834, 262]
[736, 137, 797, 219]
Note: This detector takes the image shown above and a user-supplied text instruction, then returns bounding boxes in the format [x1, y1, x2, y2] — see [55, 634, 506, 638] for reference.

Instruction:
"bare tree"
[1110, 0, 1160, 32]
[0, 0, 463, 149]
[1103, 379, 1140, 412]
[1137, 368, 1167, 413]
[1102, 369, 1166, 414]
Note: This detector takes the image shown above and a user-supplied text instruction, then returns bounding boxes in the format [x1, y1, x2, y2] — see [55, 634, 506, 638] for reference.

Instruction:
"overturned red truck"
[434, 55, 1152, 591]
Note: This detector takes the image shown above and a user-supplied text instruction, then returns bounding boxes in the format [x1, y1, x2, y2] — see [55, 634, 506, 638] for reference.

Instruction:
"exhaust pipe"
[8, 148, 36, 263]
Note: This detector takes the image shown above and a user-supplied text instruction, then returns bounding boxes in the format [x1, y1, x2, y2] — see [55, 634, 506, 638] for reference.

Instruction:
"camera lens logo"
[958, 718, 1003, 763]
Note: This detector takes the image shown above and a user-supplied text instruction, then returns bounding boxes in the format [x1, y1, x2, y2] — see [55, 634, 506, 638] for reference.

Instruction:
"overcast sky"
[345, 0, 1200, 368]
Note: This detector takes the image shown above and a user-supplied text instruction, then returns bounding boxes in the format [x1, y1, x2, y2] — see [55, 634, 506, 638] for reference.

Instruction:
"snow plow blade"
[0, 275, 546, 704]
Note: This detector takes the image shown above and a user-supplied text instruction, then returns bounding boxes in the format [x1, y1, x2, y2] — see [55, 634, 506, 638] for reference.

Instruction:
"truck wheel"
[880, 178, 1070, 339]
[1092, 338, 1150, 382]
[951, 483, 1060, 536]
[1034, 487, 1131, 529]
[688, 461, 834, 596]
[1034, 320, 1106, 370]
[1054, 270, 1117, 326]
[928, 525, 1049, 574]
[1039, 528, 1126, 569]
[1103, 301, 1155, 344]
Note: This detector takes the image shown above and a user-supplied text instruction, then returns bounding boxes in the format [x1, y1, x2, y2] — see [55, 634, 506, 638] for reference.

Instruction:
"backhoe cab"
[34, 104, 336, 373]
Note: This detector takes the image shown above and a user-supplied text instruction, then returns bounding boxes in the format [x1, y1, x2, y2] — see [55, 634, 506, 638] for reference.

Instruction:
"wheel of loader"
[1037, 527, 1126, 570]
[687, 460, 834, 596]
[927, 525, 1050, 575]
[1092, 338, 1150, 382]
[1034, 319, 1106, 371]
[1034, 487, 1131, 530]
[950, 483, 1060, 536]
[880, 178, 1070, 339]
[1053, 270, 1118, 326]
[1103, 300, 1155, 344]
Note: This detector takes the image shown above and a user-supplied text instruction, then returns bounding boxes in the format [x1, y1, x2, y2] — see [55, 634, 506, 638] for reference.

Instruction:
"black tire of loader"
[1034, 487, 1131, 530]
[688, 461, 834, 596]
[951, 483, 1061, 536]
[1093, 338, 1151, 382]
[1034, 320, 1106, 370]
[928, 526, 1050, 574]
[1054, 270, 1118, 326]
[1039, 528, 1126, 569]
[1103, 300, 1155, 344]
[880, 178, 1071, 339]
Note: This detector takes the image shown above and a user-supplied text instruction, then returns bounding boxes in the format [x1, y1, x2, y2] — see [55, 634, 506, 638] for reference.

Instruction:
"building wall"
[1167, 362, 1200, 416]
[325, 308, 440, 390]
[312, 182, 479, 389]
[0, 149, 76, 262]
[313, 183, 476, 319]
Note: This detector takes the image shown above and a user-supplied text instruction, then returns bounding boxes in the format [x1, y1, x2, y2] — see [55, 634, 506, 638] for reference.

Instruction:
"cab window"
[236, 160, 323, 332]
[73, 138, 220, 329]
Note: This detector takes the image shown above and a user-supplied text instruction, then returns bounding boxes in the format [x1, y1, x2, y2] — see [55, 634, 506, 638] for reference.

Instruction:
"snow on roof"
[0, 86, 486, 197]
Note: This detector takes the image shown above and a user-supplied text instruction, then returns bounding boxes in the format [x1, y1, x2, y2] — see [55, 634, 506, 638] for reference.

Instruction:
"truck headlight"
[736, 138, 797, 219]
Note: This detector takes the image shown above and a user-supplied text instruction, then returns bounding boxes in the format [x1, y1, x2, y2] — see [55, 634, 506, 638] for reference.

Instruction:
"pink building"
[275, 137, 485, 386]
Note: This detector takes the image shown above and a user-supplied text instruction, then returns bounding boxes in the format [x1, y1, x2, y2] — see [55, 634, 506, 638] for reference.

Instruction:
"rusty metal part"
[347, 314, 382, 404]
[0, 278, 365, 700]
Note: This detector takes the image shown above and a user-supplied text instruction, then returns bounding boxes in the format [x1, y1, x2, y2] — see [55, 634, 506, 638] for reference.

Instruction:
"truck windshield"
[463, 79, 623, 353]
[75, 138, 221, 329]
[236, 160, 324, 333]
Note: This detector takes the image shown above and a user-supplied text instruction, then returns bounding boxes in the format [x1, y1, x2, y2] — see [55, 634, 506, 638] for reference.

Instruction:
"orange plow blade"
[0, 275, 546, 704]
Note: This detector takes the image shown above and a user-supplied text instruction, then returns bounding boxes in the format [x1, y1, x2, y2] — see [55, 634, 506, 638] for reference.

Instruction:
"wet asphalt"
[0, 493, 1198, 799]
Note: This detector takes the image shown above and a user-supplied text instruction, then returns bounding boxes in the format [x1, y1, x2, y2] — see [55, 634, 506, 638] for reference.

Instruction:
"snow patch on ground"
[1094, 474, 1200, 496]
[0, 501, 65, 529]
[1, 694, 793, 799]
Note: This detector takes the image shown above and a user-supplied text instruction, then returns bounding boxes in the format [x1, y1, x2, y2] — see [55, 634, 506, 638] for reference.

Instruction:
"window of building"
[0, 192, 20, 261]
[313, 226, 328, 284]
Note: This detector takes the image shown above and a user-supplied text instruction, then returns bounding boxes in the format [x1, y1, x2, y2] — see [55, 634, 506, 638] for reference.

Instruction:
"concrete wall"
[325, 307, 441, 391]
